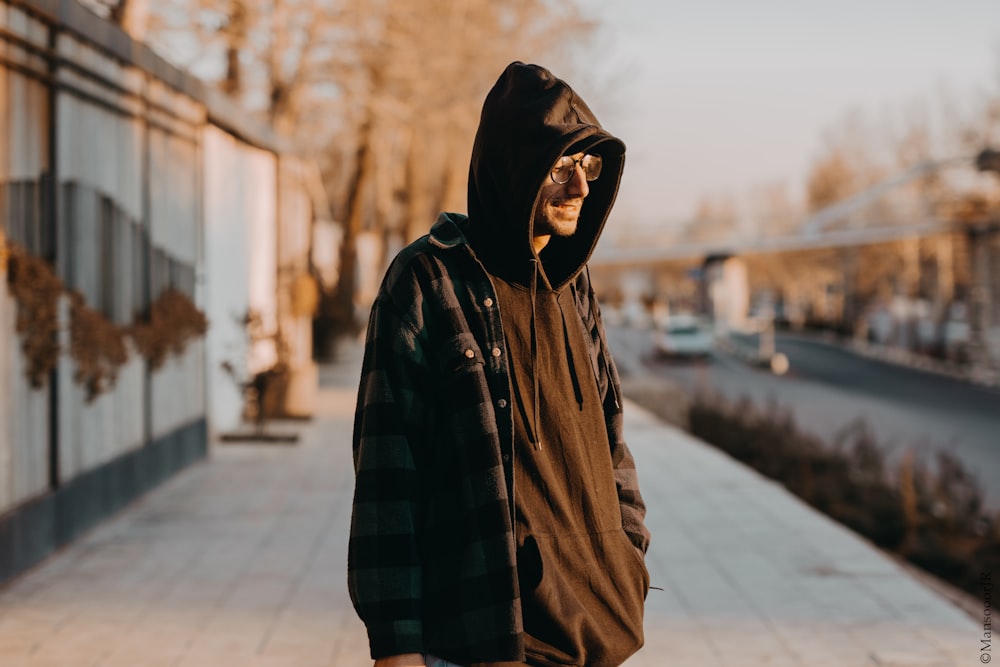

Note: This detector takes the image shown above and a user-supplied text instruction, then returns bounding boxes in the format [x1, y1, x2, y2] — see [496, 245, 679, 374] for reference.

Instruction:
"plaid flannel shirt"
[348, 212, 650, 663]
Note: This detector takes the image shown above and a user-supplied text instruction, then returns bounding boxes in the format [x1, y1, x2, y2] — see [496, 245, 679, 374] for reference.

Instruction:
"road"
[607, 325, 1000, 507]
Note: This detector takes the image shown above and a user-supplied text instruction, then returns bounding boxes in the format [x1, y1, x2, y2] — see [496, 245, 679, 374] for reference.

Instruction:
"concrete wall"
[54, 34, 147, 482]
[147, 85, 204, 440]
[0, 0, 323, 583]
[202, 138, 322, 431]
[202, 126, 278, 435]
[0, 3, 55, 512]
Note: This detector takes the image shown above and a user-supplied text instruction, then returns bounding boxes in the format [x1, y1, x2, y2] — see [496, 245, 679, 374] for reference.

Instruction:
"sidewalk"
[0, 340, 979, 666]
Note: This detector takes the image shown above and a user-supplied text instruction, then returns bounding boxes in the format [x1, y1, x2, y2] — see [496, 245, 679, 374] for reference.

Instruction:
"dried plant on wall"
[4, 241, 209, 400]
[68, 292, 129, 402]
[4, 242, 64, 388]
[130, 287, 209, 370]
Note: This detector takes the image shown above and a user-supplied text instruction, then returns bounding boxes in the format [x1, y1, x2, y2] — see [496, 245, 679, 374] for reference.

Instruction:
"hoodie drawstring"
[520, 258, 587, 451]
[528, 259, 542, 450]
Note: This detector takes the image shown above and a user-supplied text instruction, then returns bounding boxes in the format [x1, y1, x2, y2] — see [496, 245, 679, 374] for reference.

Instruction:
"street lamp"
[966, 148, 1000, 381]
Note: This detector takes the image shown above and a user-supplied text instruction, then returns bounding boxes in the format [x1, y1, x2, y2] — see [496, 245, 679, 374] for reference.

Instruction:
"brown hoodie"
[466, 62, 648, 667]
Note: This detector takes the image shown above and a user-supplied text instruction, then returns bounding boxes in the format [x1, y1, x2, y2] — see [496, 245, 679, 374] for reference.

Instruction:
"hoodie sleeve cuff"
[367, 620, 425, 660]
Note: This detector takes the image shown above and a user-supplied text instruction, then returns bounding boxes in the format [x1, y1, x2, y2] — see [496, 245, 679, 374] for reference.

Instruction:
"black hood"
[467, 62, 625, 289]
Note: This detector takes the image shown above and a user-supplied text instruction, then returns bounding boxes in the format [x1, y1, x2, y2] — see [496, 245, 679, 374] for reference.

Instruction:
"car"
[652, 315, 714, 359]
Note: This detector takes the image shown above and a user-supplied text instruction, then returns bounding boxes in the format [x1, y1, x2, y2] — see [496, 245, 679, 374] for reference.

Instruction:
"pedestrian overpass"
[589, 153, 1000, 371]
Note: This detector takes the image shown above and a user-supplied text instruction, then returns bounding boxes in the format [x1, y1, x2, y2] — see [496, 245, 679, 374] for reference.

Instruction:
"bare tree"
[142, 0, 596, 337]
[682, 192, 739, 244]
[806, 148, 859, 212]
[319, 0, 596, 333]
[748, 181, 797, 237]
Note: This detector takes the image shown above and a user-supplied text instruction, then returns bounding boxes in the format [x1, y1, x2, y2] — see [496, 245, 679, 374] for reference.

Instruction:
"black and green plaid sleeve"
[348, 272, 431, 659]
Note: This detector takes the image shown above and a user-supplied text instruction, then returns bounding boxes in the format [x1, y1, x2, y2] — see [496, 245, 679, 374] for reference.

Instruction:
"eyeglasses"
[550, 154, 603, 184]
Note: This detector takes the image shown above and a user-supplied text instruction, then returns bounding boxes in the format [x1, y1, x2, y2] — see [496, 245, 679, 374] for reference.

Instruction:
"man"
[349, 61, 650, 667]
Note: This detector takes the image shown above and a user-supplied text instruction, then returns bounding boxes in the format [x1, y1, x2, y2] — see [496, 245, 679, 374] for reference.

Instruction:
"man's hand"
[374, 654, 425, 667]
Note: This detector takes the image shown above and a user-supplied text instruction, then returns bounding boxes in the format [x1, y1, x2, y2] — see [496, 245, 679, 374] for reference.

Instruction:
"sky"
[571, 0, 1000, 232]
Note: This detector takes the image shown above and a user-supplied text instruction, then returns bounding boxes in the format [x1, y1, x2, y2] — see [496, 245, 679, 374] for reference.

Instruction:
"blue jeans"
[424, 655, 463, 667]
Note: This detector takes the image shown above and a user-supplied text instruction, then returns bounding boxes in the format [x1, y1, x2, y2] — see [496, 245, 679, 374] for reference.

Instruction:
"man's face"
[532, 152, 591, 243]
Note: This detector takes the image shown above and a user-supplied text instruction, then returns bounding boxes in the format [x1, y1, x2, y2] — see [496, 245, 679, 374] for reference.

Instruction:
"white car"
[652, 315, 714, 359]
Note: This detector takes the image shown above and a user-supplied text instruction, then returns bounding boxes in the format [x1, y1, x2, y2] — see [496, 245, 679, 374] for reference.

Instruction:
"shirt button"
[464, 348, 475, 359]
[491, 347, 502, 357]
[502, 454, 510, 463]
[483, 297, 494, 308]
[497, 398, 508, 409]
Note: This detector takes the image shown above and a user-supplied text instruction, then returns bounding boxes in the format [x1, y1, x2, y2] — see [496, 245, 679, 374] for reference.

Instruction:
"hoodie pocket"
[621, 531, 651, 600]
[519, 530, 647, 667]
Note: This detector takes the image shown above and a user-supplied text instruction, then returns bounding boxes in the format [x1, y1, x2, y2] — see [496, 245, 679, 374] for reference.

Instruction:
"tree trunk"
[222, 1, 248, 97]
[330, 114, 375, 336]
[404, 129, 432, 243]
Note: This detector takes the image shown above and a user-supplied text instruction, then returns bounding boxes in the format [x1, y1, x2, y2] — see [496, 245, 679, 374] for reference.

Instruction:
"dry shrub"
[5, 242, 63, 388]
[5, 243, 209, 399]
[129, 288, 208, 370]
[69, 291, 129, 402]
[631, 383, 995, 596]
